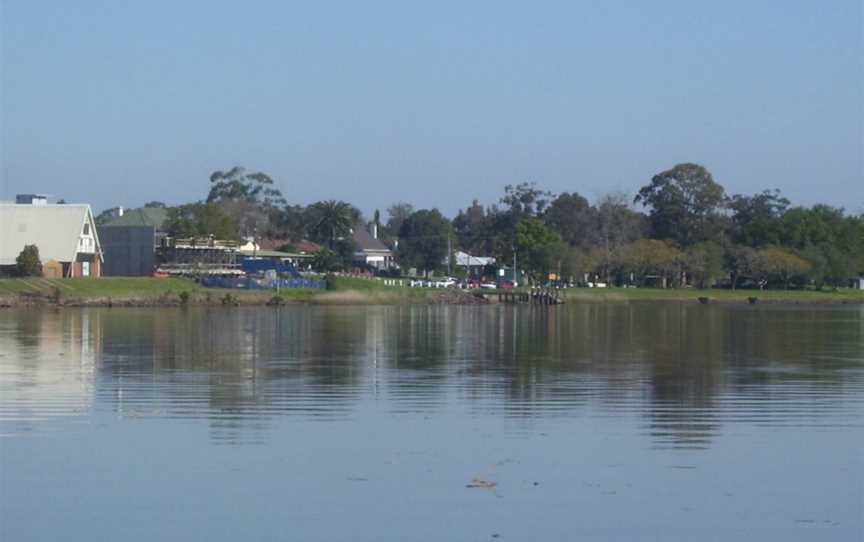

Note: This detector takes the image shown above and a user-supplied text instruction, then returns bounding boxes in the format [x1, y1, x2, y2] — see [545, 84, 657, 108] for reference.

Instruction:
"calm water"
[1, 304, 862, 541]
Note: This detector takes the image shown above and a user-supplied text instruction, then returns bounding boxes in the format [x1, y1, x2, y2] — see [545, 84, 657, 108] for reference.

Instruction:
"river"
[1, 304, 862, 541]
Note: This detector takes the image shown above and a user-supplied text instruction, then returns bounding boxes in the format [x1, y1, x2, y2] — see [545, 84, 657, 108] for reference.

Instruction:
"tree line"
[99, 163, 864, 289]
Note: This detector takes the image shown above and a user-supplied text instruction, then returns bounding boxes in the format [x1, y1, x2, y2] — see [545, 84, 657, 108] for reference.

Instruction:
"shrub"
[324, 274, 338, 290]
[52, 287, 62, 304]
[16, 245, 42, 277]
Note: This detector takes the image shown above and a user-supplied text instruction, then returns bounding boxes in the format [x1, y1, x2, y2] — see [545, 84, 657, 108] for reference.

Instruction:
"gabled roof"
[106, 207, 168, 229]
[452, 251, 496, 266]
[352, 226, 390, 253]
[254, 237, 322, 253]
[0, 204, 99, 265]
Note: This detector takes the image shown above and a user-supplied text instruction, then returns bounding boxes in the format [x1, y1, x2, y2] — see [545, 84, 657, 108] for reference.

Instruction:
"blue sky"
[1, 1, 861, 217]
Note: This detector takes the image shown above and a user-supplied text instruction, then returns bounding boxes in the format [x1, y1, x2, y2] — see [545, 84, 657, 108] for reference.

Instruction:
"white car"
[433, 277, 457, 288]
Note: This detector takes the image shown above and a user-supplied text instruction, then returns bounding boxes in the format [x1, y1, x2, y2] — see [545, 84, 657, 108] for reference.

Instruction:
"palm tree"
[308, 200, 357, 248]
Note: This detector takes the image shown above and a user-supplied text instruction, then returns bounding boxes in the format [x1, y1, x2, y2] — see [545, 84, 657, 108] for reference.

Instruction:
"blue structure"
[200, 275, 324, 290]
[240, 257, 302, 279]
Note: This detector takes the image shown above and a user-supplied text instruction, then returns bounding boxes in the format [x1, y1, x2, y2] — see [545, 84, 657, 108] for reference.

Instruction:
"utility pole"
[512, 246, 517, 288]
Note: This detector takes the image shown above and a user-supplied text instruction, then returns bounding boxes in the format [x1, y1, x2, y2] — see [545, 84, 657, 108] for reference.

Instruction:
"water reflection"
[0, 310, 100, 434]
[1, 304, 862, 447]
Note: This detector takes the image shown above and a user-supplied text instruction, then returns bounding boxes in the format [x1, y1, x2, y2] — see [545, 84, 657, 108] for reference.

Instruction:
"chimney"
[372, 222, 378, 239]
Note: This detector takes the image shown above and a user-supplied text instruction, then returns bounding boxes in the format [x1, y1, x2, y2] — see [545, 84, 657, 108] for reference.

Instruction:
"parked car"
[497, 281, 515, 290]
[480, 282, 498, 290]
[433, 277, 457, 288]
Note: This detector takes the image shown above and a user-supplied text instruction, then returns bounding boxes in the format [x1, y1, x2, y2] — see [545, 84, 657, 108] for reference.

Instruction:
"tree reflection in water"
[2, 304, 861, 447]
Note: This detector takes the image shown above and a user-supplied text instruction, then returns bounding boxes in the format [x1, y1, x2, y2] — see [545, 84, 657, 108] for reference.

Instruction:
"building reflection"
[0, 309, 101, 434]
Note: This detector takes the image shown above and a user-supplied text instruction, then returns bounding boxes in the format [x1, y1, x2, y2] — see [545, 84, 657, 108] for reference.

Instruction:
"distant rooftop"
[105, 207, 169, 230]
[15, 194, 50, 205]
[352, 225, 390, 252]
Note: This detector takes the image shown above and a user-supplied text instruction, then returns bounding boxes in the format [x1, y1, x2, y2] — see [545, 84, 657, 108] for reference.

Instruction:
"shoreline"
[1, 276, 862, 308]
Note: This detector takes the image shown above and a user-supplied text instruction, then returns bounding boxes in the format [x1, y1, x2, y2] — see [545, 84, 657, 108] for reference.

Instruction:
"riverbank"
[0, 276, 486, 307]
[1, 276, 862, 308]
[561, 286, 864, 304]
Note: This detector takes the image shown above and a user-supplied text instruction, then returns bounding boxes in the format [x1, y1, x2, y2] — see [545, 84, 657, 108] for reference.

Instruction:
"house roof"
[254, 237, 322, 253]
[292, 239, 323, 253]
[0, 204, 99, 265]
[352, 227, 391, 253]
[106, 207, 168, 230]
[452, 251, 496, 266]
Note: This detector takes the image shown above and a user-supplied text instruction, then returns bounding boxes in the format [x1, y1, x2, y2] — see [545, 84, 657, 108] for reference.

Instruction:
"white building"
[0, 202, 103, 277]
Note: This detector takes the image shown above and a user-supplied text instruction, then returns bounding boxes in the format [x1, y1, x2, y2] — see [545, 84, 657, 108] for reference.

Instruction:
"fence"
[200, 276, 325, 290]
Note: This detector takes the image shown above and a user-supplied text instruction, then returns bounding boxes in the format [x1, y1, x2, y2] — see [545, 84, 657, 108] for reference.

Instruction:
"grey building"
[97, 225, 156, 276]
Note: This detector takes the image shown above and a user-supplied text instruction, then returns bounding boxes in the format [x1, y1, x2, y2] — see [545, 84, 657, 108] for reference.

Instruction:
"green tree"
[384, 202, 414, 240]
[588, 192, 646, 283]
[165, 203, 238, 239]
[727, 189, 789, 247]
[558, 246, 593, 284]
[207, 167, 288, 237]
[724, 245, 758, 290]
[397, 209, 452, 275]
[452, 199, 490, 255]
[751, 247, 812, 290]
[274, 204, 311, 240]
[544, 192, 594, 248]
[312, 248, 341, 272]
[619, 239, 682, 288]
[515, 218, 564, 281]
[307, 200, 360, 248]
[500, 182, 553, 219]
[143, 201, 167, 209]
[683, 241, 724, 288]
[635, 163, 727, 246]
[95, 208, 119, 225]
[16, 245, 42, 277]
[207, 167, 287, 206]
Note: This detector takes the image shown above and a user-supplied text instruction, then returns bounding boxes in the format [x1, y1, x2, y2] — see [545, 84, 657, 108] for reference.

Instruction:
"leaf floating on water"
[466, 478, 497, 489]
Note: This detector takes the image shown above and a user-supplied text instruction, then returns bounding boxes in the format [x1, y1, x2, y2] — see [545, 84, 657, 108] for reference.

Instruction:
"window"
[83, 223, 90, 235]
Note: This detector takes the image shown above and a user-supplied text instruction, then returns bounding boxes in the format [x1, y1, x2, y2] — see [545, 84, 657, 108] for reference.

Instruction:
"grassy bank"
[1, 276, 861, 307]
[560, 286, 864, 304]
[0, 276, 481, 307]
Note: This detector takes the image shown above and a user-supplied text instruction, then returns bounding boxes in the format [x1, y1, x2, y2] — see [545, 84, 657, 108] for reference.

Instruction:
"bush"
[324, 274, 338, 290]
[16, 245, 42, 277]
[178, 291, 190, 305]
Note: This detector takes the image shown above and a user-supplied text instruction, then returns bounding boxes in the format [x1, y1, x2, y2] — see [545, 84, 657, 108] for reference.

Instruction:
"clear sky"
[1, 0, 861, 217]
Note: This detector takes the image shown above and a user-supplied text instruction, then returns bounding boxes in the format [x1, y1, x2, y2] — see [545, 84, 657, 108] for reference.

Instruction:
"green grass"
[561, 286, 864, 303]
[1, 276, 860, 306]
[325, 276, 447, 301]
[0, 275, 443, 305]
[0, 277, 202, 298]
